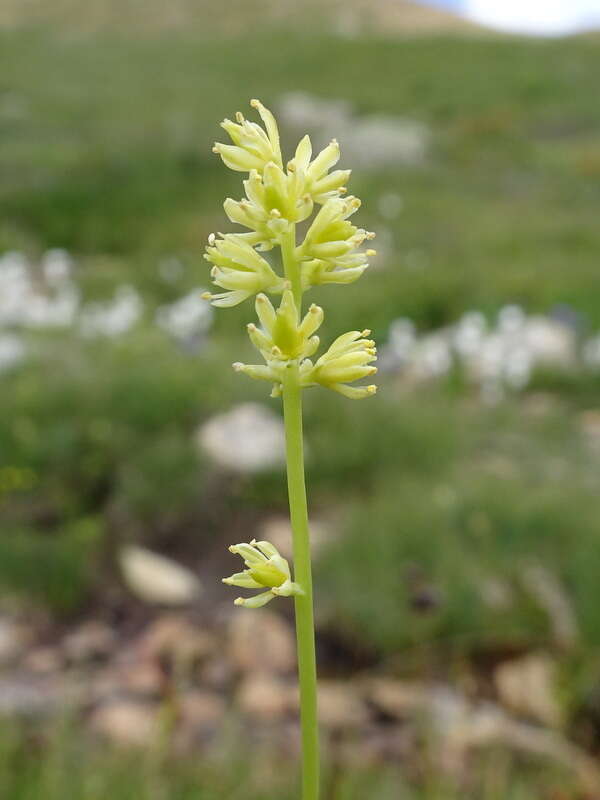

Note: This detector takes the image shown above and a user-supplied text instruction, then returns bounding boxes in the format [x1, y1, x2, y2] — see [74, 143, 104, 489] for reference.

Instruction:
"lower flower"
[223, 540, 303, 608]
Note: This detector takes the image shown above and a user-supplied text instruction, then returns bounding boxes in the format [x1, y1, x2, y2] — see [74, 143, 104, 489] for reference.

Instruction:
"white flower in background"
[0, 334, 26, 372]
[155, 290, 213, 341]
[79, 286, 143, 338]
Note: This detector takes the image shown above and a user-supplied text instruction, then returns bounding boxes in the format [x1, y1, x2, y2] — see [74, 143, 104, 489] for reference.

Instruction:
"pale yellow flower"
[223, 539, 302, 608]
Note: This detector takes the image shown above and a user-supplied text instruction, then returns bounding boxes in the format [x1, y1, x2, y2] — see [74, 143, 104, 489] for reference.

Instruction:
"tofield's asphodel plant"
[204, 99, 376, 800]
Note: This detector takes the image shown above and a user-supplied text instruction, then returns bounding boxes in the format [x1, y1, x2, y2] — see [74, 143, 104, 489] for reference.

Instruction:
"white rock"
[278, 92, 430, 169]
[494, 653, 561, 727]
[0, 333, 26, 372]
[236, 673, 292, 721]
[155, 289, 212, 341]
[198, 403, 285, 473]
[0, 618, 29, 665]
[583, 334, 600, 369]
[228, 609, 296, 674]
[79, 286, 142, 338]
[119, 545, 201, 606]
[42, 249, 73, 285]
[522, 316, 576, 368]
[90, 700, 161, 747]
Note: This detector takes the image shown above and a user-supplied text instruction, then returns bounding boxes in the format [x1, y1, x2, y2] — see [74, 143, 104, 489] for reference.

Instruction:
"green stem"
[282, 364, 320, 800]
[281, 226, 302, 308]
[280, 222, 320, 800]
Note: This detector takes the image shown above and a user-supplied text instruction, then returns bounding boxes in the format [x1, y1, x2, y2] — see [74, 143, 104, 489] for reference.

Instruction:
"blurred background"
[1, 1, 600, 797]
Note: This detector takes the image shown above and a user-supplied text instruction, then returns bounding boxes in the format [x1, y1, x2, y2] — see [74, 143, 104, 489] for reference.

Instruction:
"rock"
[90, 699, 161, 747]
[316, 681, 370, 729]
[155, 290, 212, 342]
[583, 334, 600, 369]
[0, 618, 30, 665]
[427, 690, 600, 792]
[197, 403, 285, 473]
[79, 285, 142, 338]
[119, 660, 166, 697]
[278, 93, 430, 169]
[0, 333, 27, 372]
[236, 674, 292, 722]
[63, 621, 116, 664]
[336, 724, 412, 766]
[198, 656, 235, 691]
[23, 646, 64, 674]
[366, 678, 429, 719]
[119, 546, 201, 606]
[179, 690, 225, 733]
[579, 409, 600, 453]
[139, 614, 215, 668]
[228, 610, 296, 675]
[0, 677, 64, 717]
[494, 652, 561, 727]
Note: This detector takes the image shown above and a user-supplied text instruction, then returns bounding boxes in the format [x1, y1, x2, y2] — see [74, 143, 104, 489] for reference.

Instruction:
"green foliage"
[0, 720, 577, 799]
[317, 396, 600, 657]
[1, 17, 599, 703]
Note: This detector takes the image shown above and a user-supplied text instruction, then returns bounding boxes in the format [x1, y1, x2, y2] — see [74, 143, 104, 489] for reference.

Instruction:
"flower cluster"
[204, 99, 377, 404]
[223, 539, 302, 608]
[207, 100, 378, 607]
[233, 289, 377, 399]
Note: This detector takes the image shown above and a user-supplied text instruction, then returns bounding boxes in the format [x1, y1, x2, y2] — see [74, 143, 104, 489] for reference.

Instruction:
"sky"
[422, 0, 600, 34]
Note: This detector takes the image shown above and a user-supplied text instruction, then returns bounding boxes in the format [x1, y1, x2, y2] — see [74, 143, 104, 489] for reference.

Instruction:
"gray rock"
[119, 546, 201, 606]
[197, 403, 285, 473]
[278, 92, 430, 170]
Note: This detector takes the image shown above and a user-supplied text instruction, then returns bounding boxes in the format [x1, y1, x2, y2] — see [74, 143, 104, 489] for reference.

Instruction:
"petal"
[308, 140, 340, 179]
[204, 290, 251, 308]
[255, 293, 277, 333]
[214, 143, 264, 172]
[229, 542, 267, 565]
[250, 99, 282, 166]
[234, 590, 274, 609]
[299, 304, 324, 339]
[250, 540, 280, 559]
[329, 383, 377, 400]
[222, 571, 263, 589]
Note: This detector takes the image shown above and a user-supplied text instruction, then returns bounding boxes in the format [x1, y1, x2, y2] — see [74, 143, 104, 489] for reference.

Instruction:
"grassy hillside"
[1, 23, 600, 798]
[0, 0, 480, 36]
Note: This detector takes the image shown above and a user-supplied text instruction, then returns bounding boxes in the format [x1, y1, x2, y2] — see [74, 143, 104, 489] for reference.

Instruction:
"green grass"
[0, 720, 579, 800]
[2, 31, 600, 331]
